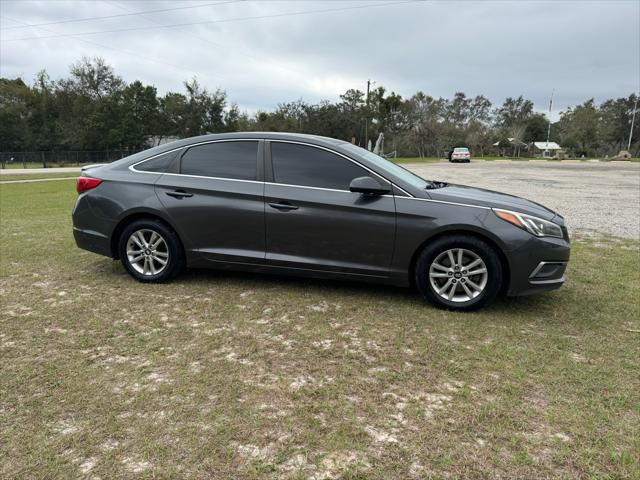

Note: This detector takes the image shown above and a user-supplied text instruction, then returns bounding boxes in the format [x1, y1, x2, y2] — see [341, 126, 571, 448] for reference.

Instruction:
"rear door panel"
[154, 139, 265, 265]
[156, 175, 265, 263]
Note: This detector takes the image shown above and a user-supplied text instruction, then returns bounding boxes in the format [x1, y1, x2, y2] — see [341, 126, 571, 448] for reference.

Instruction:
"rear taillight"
[76, 177, 102, 194]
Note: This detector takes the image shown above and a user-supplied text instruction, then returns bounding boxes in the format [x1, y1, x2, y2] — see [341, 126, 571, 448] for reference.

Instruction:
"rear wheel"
[415, 235, 502, 311]
[118, 219, 184, 283]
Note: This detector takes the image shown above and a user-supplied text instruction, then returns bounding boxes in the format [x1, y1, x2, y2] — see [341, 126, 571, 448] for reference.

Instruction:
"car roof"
[168, 132, 347, 149]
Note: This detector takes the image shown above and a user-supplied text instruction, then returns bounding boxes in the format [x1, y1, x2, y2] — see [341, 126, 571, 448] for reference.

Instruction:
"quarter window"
[135, 150, 177, 173]
[271, 143, 367, 190]
[180, 141, 258, 180]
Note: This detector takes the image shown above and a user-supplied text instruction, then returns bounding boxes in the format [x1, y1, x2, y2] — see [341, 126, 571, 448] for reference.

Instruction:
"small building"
[531, 141, 563, 158]
[493, 138, 528, 157]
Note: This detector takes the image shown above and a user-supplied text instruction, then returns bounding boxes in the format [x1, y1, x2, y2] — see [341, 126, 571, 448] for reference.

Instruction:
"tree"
[558, 99, 600, 156]
[121, 81, 160, 148]
[0, 78, 32, 151]
[524, 114, 548, 143]
[494, 96, 534, 130]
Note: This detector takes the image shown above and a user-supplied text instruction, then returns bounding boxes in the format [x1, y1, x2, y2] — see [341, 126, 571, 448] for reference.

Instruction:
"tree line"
[1, 57, 637, 158]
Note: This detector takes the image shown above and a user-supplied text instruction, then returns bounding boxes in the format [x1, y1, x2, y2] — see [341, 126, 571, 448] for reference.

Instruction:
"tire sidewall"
[415, 236, 502, 311]
[118, 220, 182, 283]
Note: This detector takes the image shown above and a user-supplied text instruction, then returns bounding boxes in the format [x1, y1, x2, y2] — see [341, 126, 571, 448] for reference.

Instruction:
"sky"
[1, 0, 639, 120]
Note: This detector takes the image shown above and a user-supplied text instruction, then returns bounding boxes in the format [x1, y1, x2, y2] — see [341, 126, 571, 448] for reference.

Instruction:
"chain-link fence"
[0, 150, 144, 169]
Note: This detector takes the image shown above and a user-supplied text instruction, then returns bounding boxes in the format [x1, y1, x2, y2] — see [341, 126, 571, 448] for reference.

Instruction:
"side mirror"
[349, 176, 390, 195]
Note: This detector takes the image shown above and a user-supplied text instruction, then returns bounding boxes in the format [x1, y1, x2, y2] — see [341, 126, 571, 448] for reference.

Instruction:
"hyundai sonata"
[73, 133, 570, 311]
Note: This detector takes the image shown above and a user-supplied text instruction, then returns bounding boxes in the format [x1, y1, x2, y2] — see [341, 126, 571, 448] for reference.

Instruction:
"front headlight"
[493, 208, 563, 238]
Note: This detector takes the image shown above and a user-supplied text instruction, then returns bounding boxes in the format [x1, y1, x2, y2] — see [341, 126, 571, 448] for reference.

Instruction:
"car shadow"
[103, 260, 558, 314]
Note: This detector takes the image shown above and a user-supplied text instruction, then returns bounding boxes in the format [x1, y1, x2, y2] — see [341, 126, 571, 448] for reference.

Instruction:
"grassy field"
[1, 180, 639, 479]
[0, 173, 79, 182]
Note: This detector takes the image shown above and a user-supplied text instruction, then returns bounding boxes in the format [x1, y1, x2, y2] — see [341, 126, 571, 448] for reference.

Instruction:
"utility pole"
[545, 88, 554, 153]
[628, 95, 638, 151]
[365, 79, 371, 149]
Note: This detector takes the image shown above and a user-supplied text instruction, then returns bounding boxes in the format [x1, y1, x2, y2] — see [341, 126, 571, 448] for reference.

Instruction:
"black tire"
[414, 235, 502, 311]
[118, 219, 185, 283]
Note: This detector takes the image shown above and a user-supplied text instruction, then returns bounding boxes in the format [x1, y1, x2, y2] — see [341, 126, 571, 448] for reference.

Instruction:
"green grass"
[1, 181, 639, 478]
[0, 162, 91, 169]
[0, 173, 79, 182]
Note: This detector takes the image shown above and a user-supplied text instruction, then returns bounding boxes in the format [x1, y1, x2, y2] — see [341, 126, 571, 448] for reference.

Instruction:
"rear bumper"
[73, 227, 112, 257]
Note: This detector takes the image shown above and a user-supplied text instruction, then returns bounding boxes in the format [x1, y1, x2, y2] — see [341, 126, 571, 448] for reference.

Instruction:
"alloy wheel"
[126, 229, 169, 276]
[428, 248, 488, 302]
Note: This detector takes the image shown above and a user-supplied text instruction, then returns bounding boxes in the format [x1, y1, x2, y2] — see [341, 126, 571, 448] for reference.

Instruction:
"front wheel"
[415, 235, 502, 311]
[118, 219, 185, 283]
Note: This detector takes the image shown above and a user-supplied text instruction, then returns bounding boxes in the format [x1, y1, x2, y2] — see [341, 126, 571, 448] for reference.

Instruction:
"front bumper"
[506, 235, 570, 296]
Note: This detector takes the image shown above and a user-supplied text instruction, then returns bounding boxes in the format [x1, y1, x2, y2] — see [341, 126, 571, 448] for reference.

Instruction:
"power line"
[104, 0, 309, 79]
[0, 0, 242, 31]
[0, 15, 219, 82]
[2, 1, 422, 43]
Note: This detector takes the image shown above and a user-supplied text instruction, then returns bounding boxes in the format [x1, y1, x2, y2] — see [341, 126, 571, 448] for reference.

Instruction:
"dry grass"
[1, 180, 639, 479]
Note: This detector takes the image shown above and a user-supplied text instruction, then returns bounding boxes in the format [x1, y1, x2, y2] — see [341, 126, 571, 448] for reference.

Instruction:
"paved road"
[405, 161, 640, 239]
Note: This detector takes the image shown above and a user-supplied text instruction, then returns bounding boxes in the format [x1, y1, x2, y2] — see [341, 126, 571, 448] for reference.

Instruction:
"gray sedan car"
[73, 132, 570, 311]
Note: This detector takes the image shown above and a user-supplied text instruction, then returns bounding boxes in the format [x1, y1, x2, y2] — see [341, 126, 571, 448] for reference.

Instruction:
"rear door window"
[180, 141, 258, 180]
[271, 142, 367, 190]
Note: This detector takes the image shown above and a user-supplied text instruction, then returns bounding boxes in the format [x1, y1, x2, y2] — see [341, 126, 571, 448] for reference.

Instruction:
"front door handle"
[268, 202, 298, 211]
[166, 190, 193, 199]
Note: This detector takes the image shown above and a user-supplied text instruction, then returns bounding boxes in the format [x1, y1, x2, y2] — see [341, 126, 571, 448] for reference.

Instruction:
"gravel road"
[405, 161, 640, 239]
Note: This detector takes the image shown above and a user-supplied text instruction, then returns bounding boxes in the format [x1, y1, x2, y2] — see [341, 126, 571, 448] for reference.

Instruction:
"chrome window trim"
[129, 138, 263, 179]
[269, 139, 413, 197]
[129, 137, 415, 197]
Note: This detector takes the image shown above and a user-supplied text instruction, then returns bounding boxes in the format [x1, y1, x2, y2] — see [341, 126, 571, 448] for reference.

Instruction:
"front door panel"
[265, 184, 396, 276]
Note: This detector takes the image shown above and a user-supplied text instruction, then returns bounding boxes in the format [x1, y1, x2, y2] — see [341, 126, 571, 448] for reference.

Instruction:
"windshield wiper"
[425, 181, 448, 190]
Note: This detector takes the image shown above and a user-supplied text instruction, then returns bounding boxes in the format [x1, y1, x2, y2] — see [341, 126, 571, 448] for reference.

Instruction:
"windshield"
[341, 144, 428, 190]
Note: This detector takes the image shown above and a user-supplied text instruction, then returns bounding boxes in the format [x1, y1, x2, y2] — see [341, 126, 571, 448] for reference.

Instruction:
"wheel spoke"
[447, 250, 456, 267]
[432, 262, 449, 272]
[154, 251, 168, 258]
[461, 282, 474, 298]
[438, 278, 453, 294]
[429, 272, 450, 278]
[467, 268, 487, 276]
[466, 278, 482, 292]
[137, 231, 148, 248]
[448, 282, 457, 300]
[154, 256, 167, 266]
[457, 248, 463, 266]
[464, 258, 482, 270]
[149, 232, 158, 247]
[131, 234, 144, 248]
[127, 249, 142, 256]
[130, 254, 144, 263]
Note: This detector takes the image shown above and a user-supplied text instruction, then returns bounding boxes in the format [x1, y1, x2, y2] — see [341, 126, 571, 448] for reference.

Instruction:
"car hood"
[426, 184, 559, 221]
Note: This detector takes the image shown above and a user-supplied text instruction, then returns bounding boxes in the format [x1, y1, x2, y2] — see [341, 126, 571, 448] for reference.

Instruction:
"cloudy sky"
[1, 0, 639, 119]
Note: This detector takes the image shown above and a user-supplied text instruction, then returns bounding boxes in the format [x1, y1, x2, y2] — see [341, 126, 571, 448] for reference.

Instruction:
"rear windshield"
[454, 148, 469, 152]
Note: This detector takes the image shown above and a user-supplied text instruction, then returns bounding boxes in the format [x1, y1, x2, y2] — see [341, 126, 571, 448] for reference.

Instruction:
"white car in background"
[450, 147, 471, 163]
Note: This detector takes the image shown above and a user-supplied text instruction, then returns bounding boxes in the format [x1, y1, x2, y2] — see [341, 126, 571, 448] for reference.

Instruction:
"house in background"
[531, 141, 564, 158]
[493, 138, 528, 157]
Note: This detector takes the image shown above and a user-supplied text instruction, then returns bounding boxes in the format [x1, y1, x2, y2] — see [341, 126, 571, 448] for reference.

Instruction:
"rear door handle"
[166, 190, 193, 199]
[268, 202, 298, 211]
